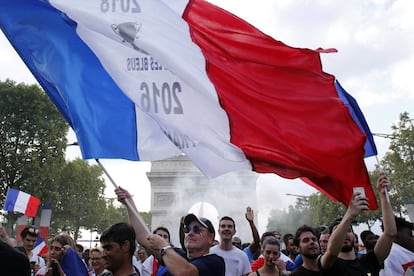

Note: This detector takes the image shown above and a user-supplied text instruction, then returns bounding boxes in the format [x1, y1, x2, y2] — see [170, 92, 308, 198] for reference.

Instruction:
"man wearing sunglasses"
[152, 213, 225, 275]
[115, 186, 225, 276]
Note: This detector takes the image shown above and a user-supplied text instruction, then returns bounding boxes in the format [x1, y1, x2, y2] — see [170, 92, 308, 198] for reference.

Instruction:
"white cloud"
[0, 32, 36, 84]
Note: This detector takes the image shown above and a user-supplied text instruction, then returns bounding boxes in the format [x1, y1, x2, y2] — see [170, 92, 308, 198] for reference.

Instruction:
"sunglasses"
[184, 225, 204, 234]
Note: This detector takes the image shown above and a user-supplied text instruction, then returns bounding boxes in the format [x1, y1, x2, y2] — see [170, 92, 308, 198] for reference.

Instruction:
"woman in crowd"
[36, 234, 88, 276]
[248, 237, 288, 276]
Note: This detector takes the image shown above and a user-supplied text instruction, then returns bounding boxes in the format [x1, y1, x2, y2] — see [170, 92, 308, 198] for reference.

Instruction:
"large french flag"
[3, 188, 41, 217]
[0, 0, 378, 209]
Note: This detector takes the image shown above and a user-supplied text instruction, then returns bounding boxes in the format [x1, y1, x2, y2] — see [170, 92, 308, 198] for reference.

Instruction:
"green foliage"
[0, 79, 153, 241]
[307, 193, 345, 226]
[140, 211, 152, 230]
[95, 199, 129, 233]
[50, 159, 106, 240]
[382, 112, 414, 215]
[94, 200, 152, 234]
[0, 79, 68, 230]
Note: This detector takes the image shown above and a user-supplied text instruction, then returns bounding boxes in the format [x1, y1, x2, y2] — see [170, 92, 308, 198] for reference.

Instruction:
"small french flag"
[32, 237, 48, 256]
[3, 188, 41, 217]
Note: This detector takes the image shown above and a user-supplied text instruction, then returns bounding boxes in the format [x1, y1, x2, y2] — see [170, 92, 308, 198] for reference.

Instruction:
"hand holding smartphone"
[353, 187, 366, 198]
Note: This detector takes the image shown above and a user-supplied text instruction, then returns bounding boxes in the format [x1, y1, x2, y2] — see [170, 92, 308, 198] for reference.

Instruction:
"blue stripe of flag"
[3, 188, 19, 211]
[0, 0, 139, 160]
[335, 80, 378, 157]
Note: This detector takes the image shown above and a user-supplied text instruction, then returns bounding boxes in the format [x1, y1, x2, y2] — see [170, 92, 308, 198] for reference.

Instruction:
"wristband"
[160, 245, 173, 257]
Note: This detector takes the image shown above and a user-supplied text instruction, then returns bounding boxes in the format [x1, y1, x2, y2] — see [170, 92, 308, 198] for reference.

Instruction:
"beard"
[340, 245, 353, 253]
[302, 251, 319, 259]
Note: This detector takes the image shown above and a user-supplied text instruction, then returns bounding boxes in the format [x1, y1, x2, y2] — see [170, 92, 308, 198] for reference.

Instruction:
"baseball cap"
[184, 213, 215, 234]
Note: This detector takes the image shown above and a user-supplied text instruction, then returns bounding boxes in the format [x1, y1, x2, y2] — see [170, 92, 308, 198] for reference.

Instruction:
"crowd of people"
[1, 173, 414, 275]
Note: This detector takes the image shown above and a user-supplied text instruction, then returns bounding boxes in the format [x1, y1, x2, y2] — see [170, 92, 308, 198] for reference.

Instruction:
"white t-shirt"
[30, 253, 46, 268]
[210, 245, 251, 276]
[380, 242, 414, 276]
[133, 255, 145, 274]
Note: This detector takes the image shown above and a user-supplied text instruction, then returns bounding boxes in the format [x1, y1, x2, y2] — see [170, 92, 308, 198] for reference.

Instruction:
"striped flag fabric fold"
[183, 0, 377, 209]
[334, 80, 378, 158]
[3, 188, 41, 217]
[32, 236, 48, 256]
[0, 0, 378, 209]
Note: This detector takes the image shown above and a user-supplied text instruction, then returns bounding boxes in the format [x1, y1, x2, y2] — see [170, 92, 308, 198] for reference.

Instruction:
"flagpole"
[95, 159, 150, 235]
[375, 156, 390, 203]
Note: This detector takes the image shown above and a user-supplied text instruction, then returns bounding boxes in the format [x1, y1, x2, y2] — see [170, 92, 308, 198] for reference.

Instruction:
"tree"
[0, 80, 68, 233]
[51, 159, 106, 240]
[381, 112, 414, 216]
[307, 192, 345, 226]
[95, 200, 151, 234]
[95, 199, 129, 233]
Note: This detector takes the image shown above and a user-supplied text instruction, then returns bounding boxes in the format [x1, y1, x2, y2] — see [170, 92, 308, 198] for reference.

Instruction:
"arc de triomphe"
[147, 155, 259, 246]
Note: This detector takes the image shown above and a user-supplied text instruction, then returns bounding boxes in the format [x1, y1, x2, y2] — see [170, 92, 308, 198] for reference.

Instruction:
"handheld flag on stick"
[375, 156, 390, 203]
[39, 204, 52, 242]
[32, 236, 48, 256]
[0, 0, 378, 209]
[3, 188, 41, 217]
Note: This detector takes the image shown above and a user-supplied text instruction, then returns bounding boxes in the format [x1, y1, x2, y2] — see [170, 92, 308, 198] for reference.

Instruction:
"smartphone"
[50, 262, 60, 276]
[353, 187, 366, 198]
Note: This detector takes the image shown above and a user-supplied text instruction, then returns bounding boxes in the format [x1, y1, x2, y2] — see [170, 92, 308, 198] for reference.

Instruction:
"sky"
[1, 0, 413, 234]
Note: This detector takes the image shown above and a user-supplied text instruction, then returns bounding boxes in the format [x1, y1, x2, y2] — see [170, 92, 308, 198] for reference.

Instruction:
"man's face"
[137, 248, 147, 262]
[22, 234, 37, 251]
[287, 238, 299, 256]
[101, 240, 128, 272]
[218, 219, 236, 241]
[232, 237, 242, 249]
[155, 229, 170, 243]
[184, 221, 214, 253]
[319, 233, 330, 253]
[90, 250, 106, 272]
[299, 231, 320, 259]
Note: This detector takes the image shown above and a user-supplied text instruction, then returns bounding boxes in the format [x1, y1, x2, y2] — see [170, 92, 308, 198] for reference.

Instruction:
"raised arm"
[320, 193, 368, 269]
[373, 173, 397, 263]
[115, 187, 156, 255]
[147, 234, 199, 276]
[0, 227, 15, 247]
[246, 207, 260, 254]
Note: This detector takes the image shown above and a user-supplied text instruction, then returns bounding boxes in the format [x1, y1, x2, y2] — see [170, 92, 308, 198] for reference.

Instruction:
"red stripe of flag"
[25, 195, 41, 217]
[183, 0, 377, 209]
